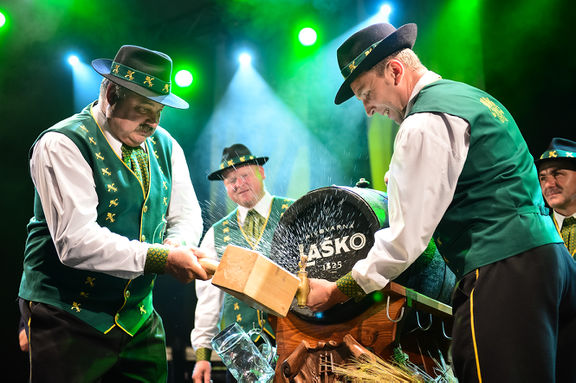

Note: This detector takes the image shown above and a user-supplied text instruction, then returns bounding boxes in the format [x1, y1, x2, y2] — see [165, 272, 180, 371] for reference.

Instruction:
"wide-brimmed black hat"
[535, 137, 576, 169]
[92, 45, 188, 109]
[208, 144, 269, 181]
[334, 23, 417, 105]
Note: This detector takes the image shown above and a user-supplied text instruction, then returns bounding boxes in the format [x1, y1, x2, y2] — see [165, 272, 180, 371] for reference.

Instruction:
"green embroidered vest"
[407, 80, 561, 279]
[19, 103, 173, 335]
[213, 197, 294, 339]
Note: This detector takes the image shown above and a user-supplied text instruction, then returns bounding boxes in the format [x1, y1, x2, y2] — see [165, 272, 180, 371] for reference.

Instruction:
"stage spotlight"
[378, 3, 392, 21]
[0, 10, 7, 28]
[298, 27, 317, 46]
[175, 69, 193, 87]
[67, 54, 80, 67]
[238, 52, 252, 66]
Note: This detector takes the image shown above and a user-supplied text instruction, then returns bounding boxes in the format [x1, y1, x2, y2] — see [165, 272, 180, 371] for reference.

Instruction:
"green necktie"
[243, 209, 264, 243]
[121, 144, 150, 192]
[561, 217, 576, 255]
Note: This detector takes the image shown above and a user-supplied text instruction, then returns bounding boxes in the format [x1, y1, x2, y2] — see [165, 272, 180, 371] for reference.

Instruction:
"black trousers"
[20, 300, 167, 383]
[451, 243, 576, 383]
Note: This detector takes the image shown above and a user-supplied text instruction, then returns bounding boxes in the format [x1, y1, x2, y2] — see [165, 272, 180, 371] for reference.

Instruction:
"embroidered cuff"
[336, 272, 366, 299]
[196, 347, 212, 361]
[144, 245, 169, 274]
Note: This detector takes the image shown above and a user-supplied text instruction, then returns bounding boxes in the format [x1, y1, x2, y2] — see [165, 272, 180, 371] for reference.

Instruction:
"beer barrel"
[269, 185, 455, 324]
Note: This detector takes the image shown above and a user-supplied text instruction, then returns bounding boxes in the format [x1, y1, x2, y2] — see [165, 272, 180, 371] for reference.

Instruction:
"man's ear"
[388, 59, 404, 85]
[258, 165, 266, 181]
[106, 83, 118, 105]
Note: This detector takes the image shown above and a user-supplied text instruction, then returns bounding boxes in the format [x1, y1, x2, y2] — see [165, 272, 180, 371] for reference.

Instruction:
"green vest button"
[143, 205, 148, 213]
[125, 290, 131, 298]
[141, 235, 146, 241]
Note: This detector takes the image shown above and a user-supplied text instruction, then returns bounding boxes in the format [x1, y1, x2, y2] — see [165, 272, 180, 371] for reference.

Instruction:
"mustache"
[545, 187, 563, 196]
[138, 124, 156, 133]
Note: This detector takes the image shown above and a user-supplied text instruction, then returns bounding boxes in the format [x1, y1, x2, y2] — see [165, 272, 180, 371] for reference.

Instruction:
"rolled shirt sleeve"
[30, 129, 203, 280]
[163, 137, 203, 247]
[352, 112, 470, 293]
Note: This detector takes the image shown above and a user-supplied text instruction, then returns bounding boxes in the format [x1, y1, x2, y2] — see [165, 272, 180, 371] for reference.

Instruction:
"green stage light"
[0, 10, 7, 29]
[372, 291, 384, 303]
[175, 69, 193, 87]
[298, 27, 317, 46]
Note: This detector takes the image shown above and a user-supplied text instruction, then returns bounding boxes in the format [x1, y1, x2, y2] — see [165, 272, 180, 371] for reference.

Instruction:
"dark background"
[1, 0, 573, 381]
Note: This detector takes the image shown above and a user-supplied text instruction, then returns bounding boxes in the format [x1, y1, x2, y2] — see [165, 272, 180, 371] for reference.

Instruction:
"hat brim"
[535, 155, 576, 168]
[334, 23, 417, 105]
[92, 58, 189, 109]
[207, 157, 269, 181]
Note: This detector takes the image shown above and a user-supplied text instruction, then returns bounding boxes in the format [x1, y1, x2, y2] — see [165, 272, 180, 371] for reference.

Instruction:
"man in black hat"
[537, 137, 576, 257]
[18, 45, 209, 382]
[306, 23, 576, 382]
[191, 144, 294, 383]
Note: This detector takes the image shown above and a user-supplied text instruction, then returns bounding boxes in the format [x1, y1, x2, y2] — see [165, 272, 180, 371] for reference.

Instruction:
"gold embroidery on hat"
[549, 150, 558, 158]
[140, 305, 147, 315]
[227, 160, 235, 166]
[234, 302, 240, 310]
[125, 70, 135, 81]
[567, 152, 574, 157]
[162, 84, 170, 93]
[239, 156, 246, 161]
[144, 76, 154, 87]
[112, 64, 120, 74]
[348, 61, 357, 72]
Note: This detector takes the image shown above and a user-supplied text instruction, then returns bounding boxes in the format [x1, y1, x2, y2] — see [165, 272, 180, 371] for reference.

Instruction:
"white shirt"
[554, 210, 576, 230]
[352, 71, 471, 293]
[30, 102, 203, 280]
[191, 191, 273, 352]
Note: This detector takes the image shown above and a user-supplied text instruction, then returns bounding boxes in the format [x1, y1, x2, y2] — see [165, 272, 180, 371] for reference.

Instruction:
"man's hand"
[306, 278, 348, 312]
[164, 247, 209, 283]
[192, 360, 212, 383]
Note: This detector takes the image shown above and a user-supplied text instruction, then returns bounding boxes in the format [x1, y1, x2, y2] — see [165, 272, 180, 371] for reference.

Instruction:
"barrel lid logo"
[270, 186, 388, 281]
